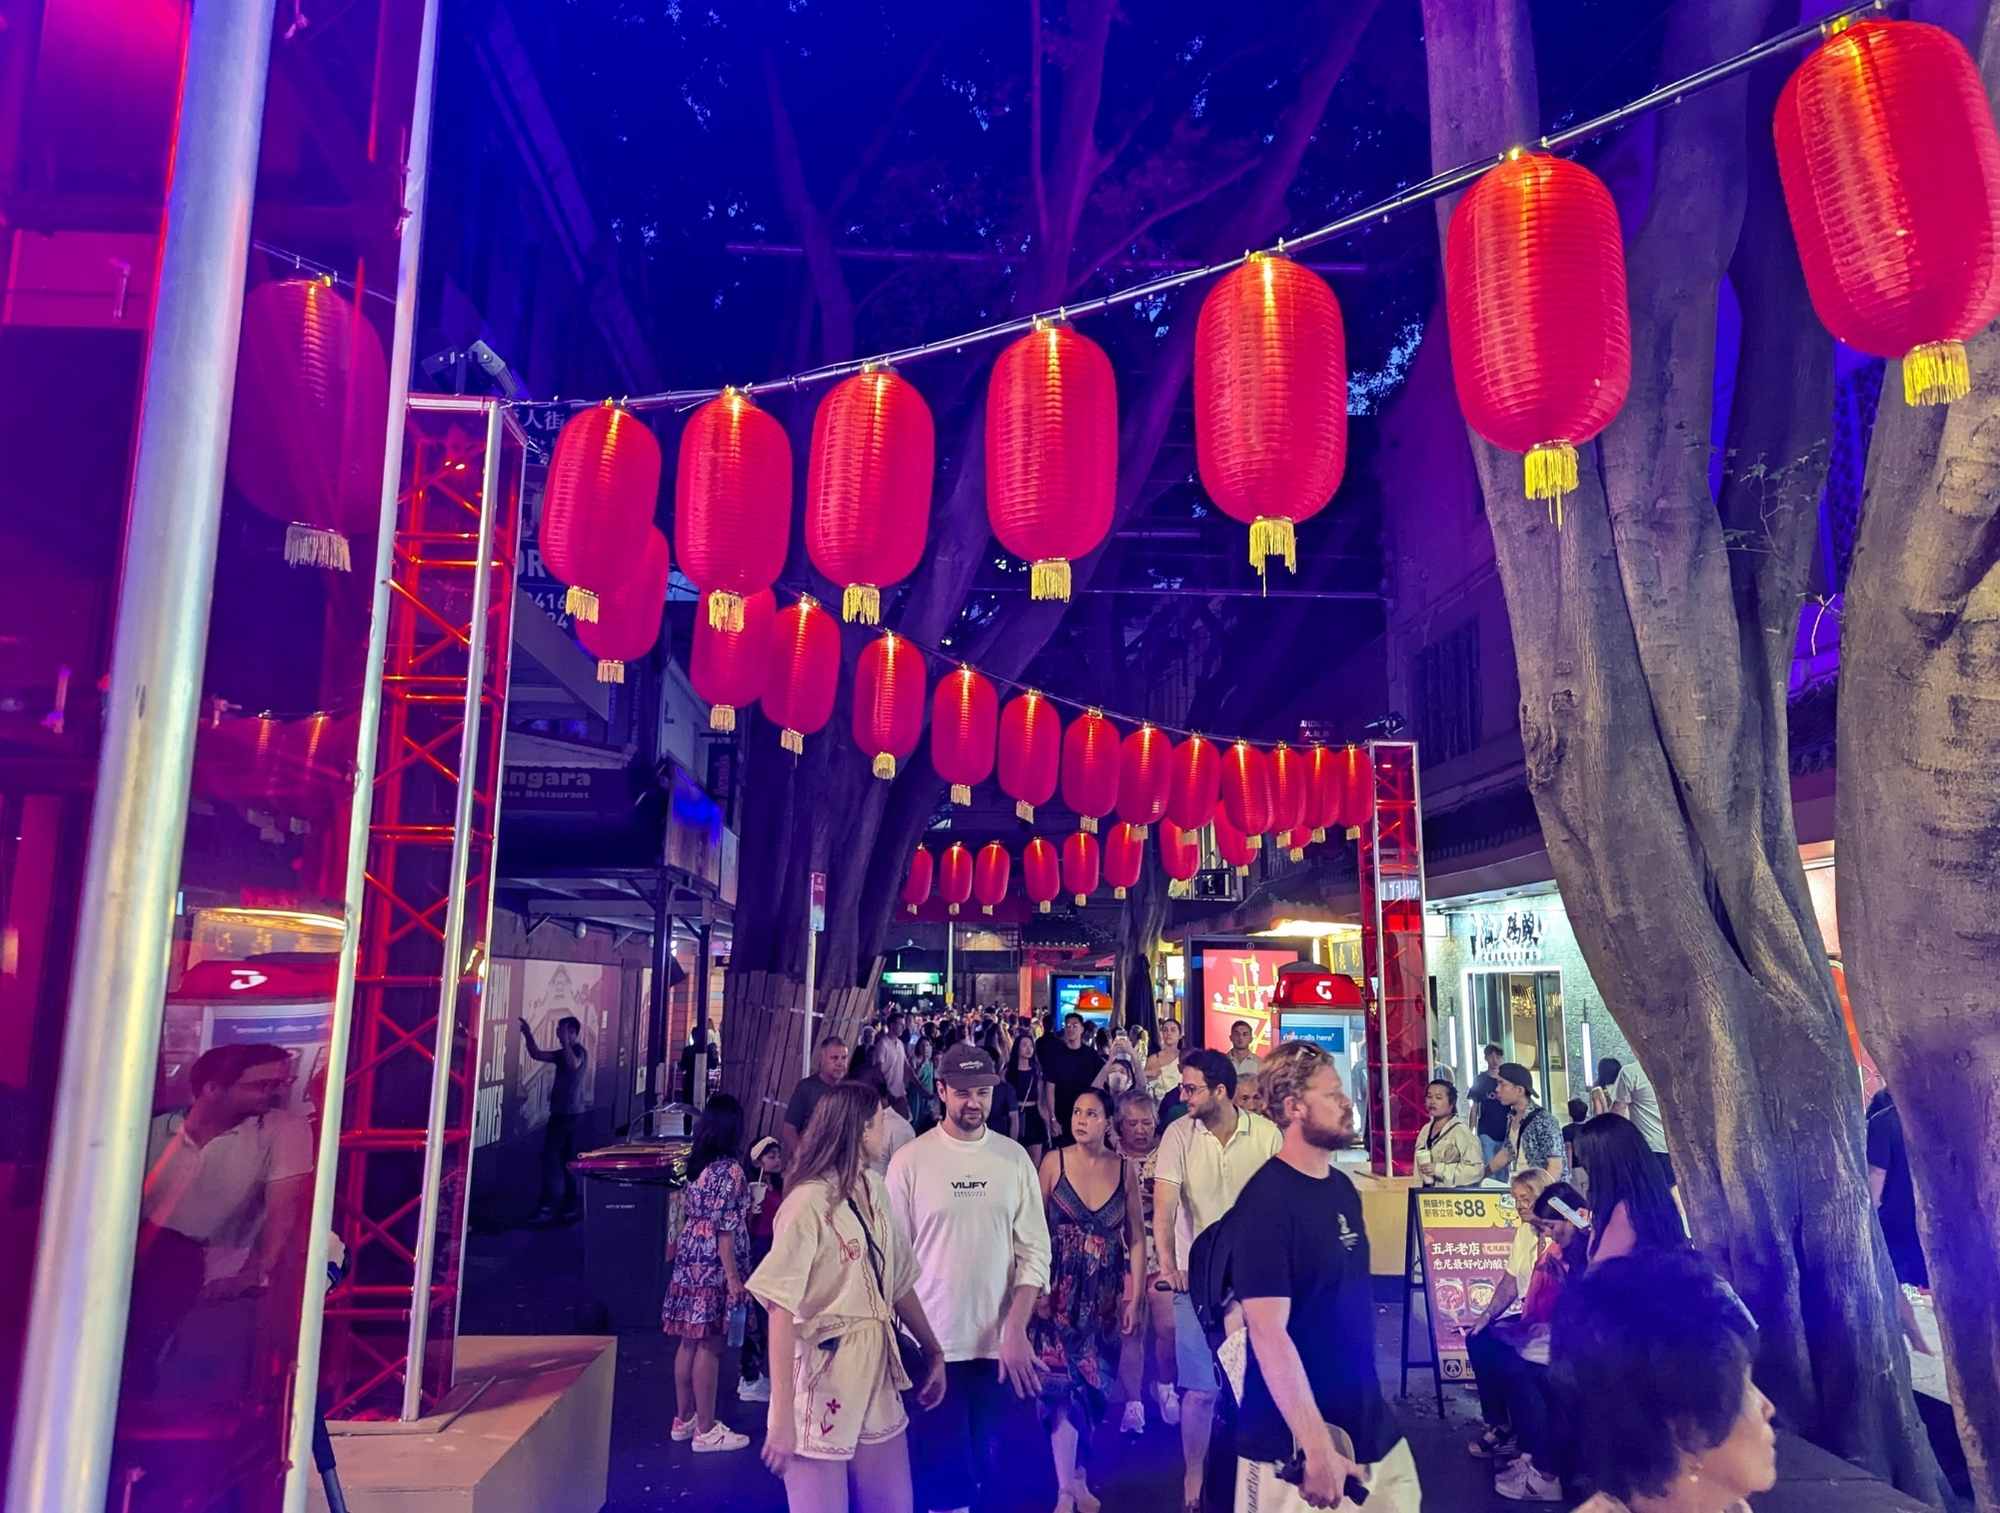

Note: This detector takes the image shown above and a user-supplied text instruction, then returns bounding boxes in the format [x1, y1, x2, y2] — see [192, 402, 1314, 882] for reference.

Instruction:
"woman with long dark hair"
[750, 1082, 946, 1512]
[1571, 1113, 1685, 1267]
[664, 1094, 752, 1451]
[1007, 1032, 1049, 1162]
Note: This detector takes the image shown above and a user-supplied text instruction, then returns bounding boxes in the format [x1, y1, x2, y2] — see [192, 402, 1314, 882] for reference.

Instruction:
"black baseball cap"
[938, 1044, 1001, 1090]
[1497, 1062, 1536, 1095]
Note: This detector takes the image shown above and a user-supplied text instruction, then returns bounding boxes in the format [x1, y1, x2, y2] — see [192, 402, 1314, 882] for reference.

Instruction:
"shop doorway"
[1466, 970, 1570, 1112]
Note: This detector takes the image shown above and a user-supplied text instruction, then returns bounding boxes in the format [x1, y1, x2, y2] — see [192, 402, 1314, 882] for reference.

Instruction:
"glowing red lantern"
[1160, 819, 1201, 898]
[1213, 810, 1255, 874]
[575, 527, 669, 683]
[1775, 18, 2000, 406]
[937, 842, 974, 917]
[690, 588, 775, 730]
[1220, 742, 1274, 849]
[764, 595, 841, 753]
[1194, 254, 1347, 576]
[853, 631, 926, 781]
[1306, 744, 1342, 843]
[1023, 836, 1062, 914]
[1336, 745, 1373, 829]
[1061, 709, 1121, 835]
[676, 388, 791, 630]
[1167, 734, 1223, 832]
[986, 323, 1118, 601]
[229, 276, 392, 574]
[903, 845, 934, 915]
[1117, 724, 1172, 836]
[974, 841, 1011, 916]
[806, 368, 934, 623]
[1103, 822, 1145, 900]
[1269, 743, 1309, 843]
[1061, 829, 1102, 906]
[931, 665, 998, 805]
[999, 690, 1061, 822]
[1445, 152, 1630, 521]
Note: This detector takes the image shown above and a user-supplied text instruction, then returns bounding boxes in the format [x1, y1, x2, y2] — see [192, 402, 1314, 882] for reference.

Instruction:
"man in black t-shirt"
[1230, 1042, 1417, 1511]
[1036, 1012, 1105, 1148]
[1466, 1042, 1510, 1170]
[779, 1035, 849, 1160]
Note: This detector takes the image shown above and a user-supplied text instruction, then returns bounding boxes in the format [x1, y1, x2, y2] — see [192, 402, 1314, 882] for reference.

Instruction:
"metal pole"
[5, 5, 277, 1507]
[398, 399, 505, 1421]
[802, 908, 818, 1081]
[945, 921, 955, 1009]
[283, 0, 441, 1491]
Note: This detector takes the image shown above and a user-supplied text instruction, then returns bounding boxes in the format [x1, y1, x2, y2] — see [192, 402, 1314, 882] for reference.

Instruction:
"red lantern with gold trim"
[690, 587, 775, 730]
[1160, 819, 1201, 898]
[852, 631, 925, 781]
[1306, 744, 1342, 843]
[1212, 811, 1255, 875]
[1103, 822, 1145, 900]
[986, 323, 1118, 601]
[576, 527, 669, 684]
[931, 665, 998, 805]
[1061, 709, 1120, 835]
[937, 842, 974, 917]
[1117, 724, 1172, 836]
[1445, 152, 1631, 521]
[1269, 743, 1309, 852]
[1061, 829, 1101, 906]
[1220, 741, 1274, 849]
[229, 276, 394, 575]
[974, 841, 1011, 916]
[764, 595, 841, 754]
[1194, 254, 1347, 577]
[676, 388, 791, 631]
[1336, 744, 1373, 830]
[902, 845, 934, 915]
[1023, 836, 1062, 913]
[1775, 18, 2000, 407]
[999, 690, 1061, 822]
[1167, 734, 1223, 832]
[806, 368, 934, 623]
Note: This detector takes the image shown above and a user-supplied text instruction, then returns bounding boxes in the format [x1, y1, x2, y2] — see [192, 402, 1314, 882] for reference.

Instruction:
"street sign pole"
[804, 871, 826, 1077]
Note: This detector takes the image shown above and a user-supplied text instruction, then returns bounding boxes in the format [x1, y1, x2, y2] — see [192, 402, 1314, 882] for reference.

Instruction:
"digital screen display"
[1276, 1009, 1350, 1054]
[1052, 973, 1113, 1028]
[1195, 943, 1298, 1054]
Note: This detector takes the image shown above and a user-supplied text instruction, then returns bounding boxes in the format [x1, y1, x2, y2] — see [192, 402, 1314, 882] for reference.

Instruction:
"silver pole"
[5, 3, 278, 1507]
[281, 0, 442, 1492]
[399, 399, 505, 1422]
[946, 920, 955, 1009]
[802, 908, 818, 1081]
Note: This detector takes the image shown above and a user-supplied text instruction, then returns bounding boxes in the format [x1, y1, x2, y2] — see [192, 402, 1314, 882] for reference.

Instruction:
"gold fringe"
[1524, 442, 1579, 522]
[1235, 864, 1250, 878]
[950, 783, 972, 806]
[982, 905, 994, 916]
[1075, 893, 1088, 906]
[709, 704, 736, 732]
[949, 903, 960, 917]
[1114, 886, 1128, 900]
[1248, 516, 1297, 576]
[1039, 901, 1051, 913]
[781, 728, 804, 755]
[565, 585, 600, 623]
[1345, 825, 1361, 841]
[843, 583, 881, 624]
[1133, 824, 1149, 840]
[1288, 847, 1305, 861]
[1246, 834, 1263, 851]
[1080, 816, 1098, 834]
[1168, 878, 1190, 899]
[872, 752, 898, 780]
[1311, 827, 1327, 843]
[1030, 557, 1072, 601]
[596, 659, 625, 684]
[1016, 800, 1036, 822]
[1904, 340, 1971, 407]
[706, 590, 744, 632]
[284, 523, 352, 572]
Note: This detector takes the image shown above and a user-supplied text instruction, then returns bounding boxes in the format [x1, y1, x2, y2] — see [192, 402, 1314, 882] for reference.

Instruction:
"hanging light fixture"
[1061, 829, 1102, 906]
[1774, 17, 2000, 406]
[1220, 741, 1275, 850]
[986, 321, 1118, 601]
[1269, 743, 1310, 858]
[575, 527, 669, 683]
[1023, 836, 1062, 913]
[902, 845, 935, 915]
[852, 631, 926, 780]
[1160, 818, 1201, 899]
[1103, 822, 1145, 900]
[1061, 708, 1121, 835]
[806, 367, 934, 623]
[1117, 724, 1172, 837]
[764, 594, 841, 754]
[1444, 151, 1631, 522]
[937, 841, 974, 917]
[931, 665, 998, 805]
[675, 387, 791, 630]
[1194, 253, 1348, 577]
[1167, 733, 1223, 832]
[998, 690, 1061, 822]
[689, 587, 775, 730]
[974, 841, 1011, 915]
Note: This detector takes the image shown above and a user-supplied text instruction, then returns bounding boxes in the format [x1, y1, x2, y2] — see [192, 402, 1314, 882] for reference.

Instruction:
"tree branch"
[1069, 153, 1259, 290]
[1030, 0, 1049, 251]
[829, 35, 948, 220]
[763, 50, 855, 359]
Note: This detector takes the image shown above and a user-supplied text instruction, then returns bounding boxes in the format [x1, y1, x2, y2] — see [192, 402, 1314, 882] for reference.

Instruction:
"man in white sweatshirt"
[888, 1043, 1052, 1513]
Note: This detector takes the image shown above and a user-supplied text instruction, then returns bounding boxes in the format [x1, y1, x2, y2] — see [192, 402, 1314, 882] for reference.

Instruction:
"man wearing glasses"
[1153, 1046, 1281, 1512]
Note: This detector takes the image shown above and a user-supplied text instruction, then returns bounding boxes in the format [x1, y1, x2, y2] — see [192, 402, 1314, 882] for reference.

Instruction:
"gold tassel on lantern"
[1235, 864, 1250, 878]
[1039, 900, 1051, 913]
[781, 728, 805, 755]
[1168, 878, 1191, 899]
[872, 753, 898, 780]
[1114, 886, 1128, 900]
[1080, 816, 1098, 835]
[1074, 893, 1087, 906]
[949, 903, 960, 917]
[284, 524, 352, 572]
[1030, 558, 1072, 601]
[1524, 442, 1579, 525]
[1311, 826, 1327, 843]
[1016, 800, 1036, 822]
[1248, 517, 1298, 576]
[1247, 835, 1263, 851]
[982, 904, 994, 916]
[565, 585, 600, 623]
[1905, 341, 1971, 406]
[842, 583, 882, 624]
[596, 659, 625, 684]
[1288, 845, 1305, 861]
[708, 705, 737, 733]
[707, 590, 745, 632]
[951, 783, 972, 806]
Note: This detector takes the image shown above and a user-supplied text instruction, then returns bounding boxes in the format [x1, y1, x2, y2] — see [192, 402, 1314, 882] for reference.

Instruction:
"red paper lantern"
[690, 587, 775, 730]
[1445, 151, 1631, 521]
[1061, 709, 1121, 834]
[1023, 836, 1062, 914]
[1103, 822, 1145, 900]
[1269, 743, 1309, 846]
[902, 845, 935, 915]
[986, 323, 1118, 601]
[806, 368, 934, 623]
[937, 841, 975, 917]
[999, 690, 1061, 822]
[1775, 18, 2000, 407]
[853, 631, 926, 781]
[1194, 254, 1348, 576]
[1212, 810, 1256, 874]
[1061, 829, 1101, 906]
[1117, 724, 1172, 837]
[1167, 734, 1224, 832]
[974, 841, 1011, 916]
[575, 527, 669, 684]
[229, 276, 392, 574]
[1159, 819, 1201, 897]
[1306, 743, 1342, 843]
[537, 401, 662, 623]
[764, 595, 841, 753]
[931, 665, 998, 805]
[1336, 744, 1373, 829]
[676, 388, 791, 631]
[1220, 741, 1274, 848]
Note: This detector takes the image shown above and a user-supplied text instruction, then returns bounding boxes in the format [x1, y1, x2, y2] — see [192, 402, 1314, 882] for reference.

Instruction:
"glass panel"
[1540, 973, 1569, 1112]
[1508, 974, 1540, 1084]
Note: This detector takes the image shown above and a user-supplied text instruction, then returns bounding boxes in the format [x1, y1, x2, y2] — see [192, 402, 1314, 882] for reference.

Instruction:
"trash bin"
[573, 1140, 689, 1330]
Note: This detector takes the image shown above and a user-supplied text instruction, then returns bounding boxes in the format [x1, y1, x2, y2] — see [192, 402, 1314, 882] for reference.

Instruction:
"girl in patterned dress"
[663, 1094, 752, 1452]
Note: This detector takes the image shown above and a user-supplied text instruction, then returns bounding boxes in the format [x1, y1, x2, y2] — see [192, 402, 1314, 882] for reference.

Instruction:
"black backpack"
[1185, 1204, 1245, 1337]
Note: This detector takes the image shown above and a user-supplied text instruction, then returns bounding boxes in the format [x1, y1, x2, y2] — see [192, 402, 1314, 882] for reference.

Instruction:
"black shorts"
[908, 1359, 1019, 1511]
[1654, 1150, 1676, 1190]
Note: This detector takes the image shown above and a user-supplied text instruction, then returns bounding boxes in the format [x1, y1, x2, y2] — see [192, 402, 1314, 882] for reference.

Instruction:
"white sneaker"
[1120, 1400, 1147, 1435]
[670, 1415, 696, 1442]
[692, 1422, 751, 1454]
[1496, 1457, 1562, 1502]
[737, 1375, 771, 1403]
[1154, 1383, 1181, 1426]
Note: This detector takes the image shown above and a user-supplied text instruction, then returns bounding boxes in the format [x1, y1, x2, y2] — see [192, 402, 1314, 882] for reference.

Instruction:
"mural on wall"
[1199, 946, 1297, 1055]
[515, 959, 614, 1127]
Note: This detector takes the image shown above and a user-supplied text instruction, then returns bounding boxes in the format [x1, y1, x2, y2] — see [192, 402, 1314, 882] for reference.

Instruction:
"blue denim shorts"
[1171, 1289, 1220, 1392]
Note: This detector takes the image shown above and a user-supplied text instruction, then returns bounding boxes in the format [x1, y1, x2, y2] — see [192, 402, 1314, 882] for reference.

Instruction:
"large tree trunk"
[1421, 0, 1939, 1495]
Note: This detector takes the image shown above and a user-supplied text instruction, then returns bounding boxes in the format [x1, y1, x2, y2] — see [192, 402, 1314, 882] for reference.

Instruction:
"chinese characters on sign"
[1466, 906, 1546, 967]
[1412, 1188, 1528, 1380]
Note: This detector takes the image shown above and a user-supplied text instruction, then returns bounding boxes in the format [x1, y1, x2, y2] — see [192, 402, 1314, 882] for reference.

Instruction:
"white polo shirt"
[1153, 1106, 1281, 1269]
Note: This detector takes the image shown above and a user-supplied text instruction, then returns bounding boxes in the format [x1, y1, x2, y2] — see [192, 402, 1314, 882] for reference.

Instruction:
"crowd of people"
[646, 1008, 1843, 1513]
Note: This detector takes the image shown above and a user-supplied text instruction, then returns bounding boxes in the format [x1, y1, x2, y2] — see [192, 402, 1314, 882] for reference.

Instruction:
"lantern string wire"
[489, 0, 1887, 416]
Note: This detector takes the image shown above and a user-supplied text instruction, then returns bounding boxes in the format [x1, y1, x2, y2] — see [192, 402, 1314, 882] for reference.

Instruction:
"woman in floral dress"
[663, 1093, 752, 1453]
[1029, 1088, 1146, 1513]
